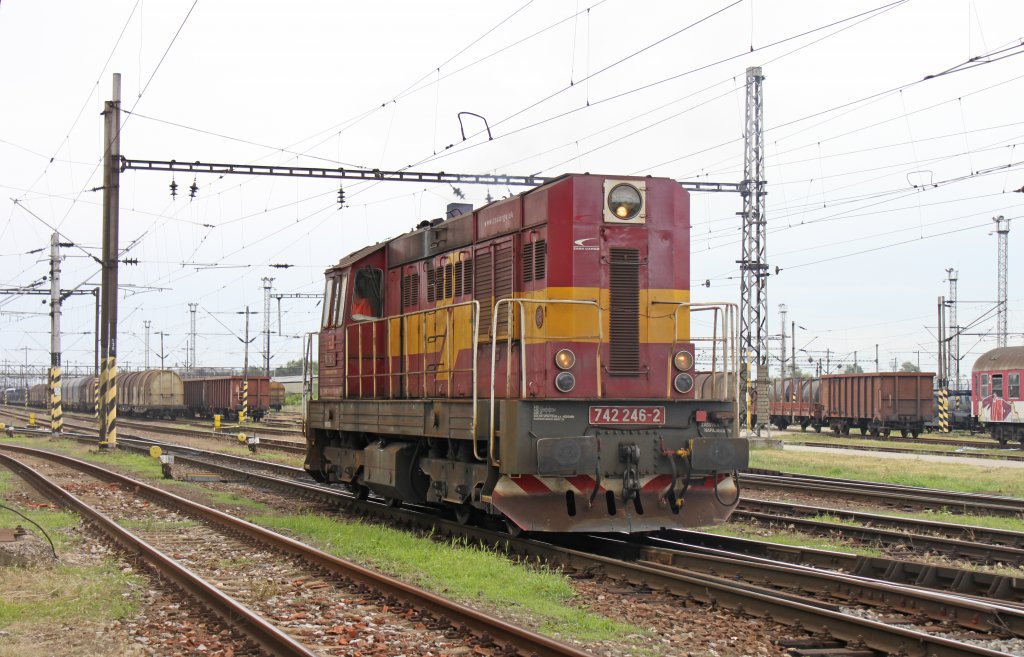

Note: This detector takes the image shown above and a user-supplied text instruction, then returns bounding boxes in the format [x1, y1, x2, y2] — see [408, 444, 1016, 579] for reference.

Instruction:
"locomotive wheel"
[504, 517, 524, 538]
[384, 497, 403, 508]
[351, 484, 370, 500]
[453, 504, 475, 526]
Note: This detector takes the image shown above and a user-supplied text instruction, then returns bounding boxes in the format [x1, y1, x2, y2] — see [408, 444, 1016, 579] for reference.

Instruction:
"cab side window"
[351, 267, 383, 319]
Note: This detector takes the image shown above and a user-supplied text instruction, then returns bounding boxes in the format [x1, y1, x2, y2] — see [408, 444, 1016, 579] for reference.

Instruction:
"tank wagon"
[269, 381, 286, 411]
[769, 372, 933, 437]
[973, 347, 1024, 444]
[768, 378, 823, 431]
[305, 173, 749, 534]
[184, 376, 271, 421]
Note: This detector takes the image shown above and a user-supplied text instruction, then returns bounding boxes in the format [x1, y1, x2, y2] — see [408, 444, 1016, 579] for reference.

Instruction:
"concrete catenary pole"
[188, 302, 198, 373]
[938, 296, 949, 433]
[143, 320, 151, 369]
[262, 277, 274, 377]
[242, 306, 250, 422]
[99, 73, 121, 449]
[945, 268, 958, 389]
[49, 233, 63, 436]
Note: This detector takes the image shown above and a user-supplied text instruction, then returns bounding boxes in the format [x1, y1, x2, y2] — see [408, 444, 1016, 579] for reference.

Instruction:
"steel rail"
[0, 450, 317, 657]
[735, 504, 1024, 565]
[741, 471, 1024, 516]
[781, 441, 1024, 462]
[660, 529, 1024, 604]
[571, 533, 1024, 635]
[0, 442, 593, 657]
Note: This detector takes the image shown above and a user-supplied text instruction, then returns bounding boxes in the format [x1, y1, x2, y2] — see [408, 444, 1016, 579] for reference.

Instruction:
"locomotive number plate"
[589, 406, 666, 426]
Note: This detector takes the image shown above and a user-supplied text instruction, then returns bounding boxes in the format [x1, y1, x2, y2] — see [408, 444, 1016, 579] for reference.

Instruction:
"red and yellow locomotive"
[305, 173, 748, 533]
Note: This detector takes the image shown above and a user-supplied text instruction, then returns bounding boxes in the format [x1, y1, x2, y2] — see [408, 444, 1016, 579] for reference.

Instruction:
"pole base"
[97, 441, 117, 451]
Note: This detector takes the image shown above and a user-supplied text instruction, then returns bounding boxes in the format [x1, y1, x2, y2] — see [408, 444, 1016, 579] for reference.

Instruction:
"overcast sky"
[1, 0, 1021, 385]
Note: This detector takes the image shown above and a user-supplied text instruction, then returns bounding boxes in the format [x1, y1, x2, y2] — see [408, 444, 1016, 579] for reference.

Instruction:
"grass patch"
[809, 513, 864, 527]
[750, 449, 1024, 498]
[706, 523, 884, 557]
[0, 562, 141, 626]
[869, 507, 1024, 533]
[252, 513, 638, 641]
[200, 488, 272, 513]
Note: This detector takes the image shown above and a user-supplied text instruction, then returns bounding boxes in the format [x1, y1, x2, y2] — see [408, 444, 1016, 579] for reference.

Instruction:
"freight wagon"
[269, 380, 286, 411]
[768, 372, 933, 437]
[184, 376, 271, 421]
[27, 383, 47, 407]
[2, 388, 27, 405]
[63, 377, 98, 413]
[118, 370, 186, 418]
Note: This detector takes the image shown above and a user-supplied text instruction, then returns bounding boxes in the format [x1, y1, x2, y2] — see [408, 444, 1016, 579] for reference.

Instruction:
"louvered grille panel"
[494, 242, 514, 339]
[444, 263, 454, 299]
[535, 240, 546, 280]
[426, 264, 437, 302]
[401, 275, 412, 308]
[522, 242, 534, 283]
[609, 248, 640, 374]
[475, 251, 493, 337]
[454, 261, 464, 296]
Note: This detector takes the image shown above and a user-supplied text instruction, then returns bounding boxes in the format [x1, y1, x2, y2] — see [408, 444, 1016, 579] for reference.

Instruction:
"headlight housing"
[673, 373, 694, 394]
[555, 349, 576, 370]
[607, 183, 642, 220]
[673, 350, 694, 371]
[555, 371, 576, 393]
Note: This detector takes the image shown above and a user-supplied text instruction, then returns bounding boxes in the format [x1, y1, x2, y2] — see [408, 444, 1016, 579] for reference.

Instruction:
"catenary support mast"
[99, 73, 121, 448]
[739, 66, 769, 436]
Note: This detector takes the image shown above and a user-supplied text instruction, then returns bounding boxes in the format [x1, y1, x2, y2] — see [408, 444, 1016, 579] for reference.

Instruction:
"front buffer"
[490, 400, 749, 533]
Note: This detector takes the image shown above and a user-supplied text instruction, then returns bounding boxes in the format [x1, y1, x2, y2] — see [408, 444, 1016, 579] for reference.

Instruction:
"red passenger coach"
[973, 347, 1024, 444]
[305, 174, 749, 533]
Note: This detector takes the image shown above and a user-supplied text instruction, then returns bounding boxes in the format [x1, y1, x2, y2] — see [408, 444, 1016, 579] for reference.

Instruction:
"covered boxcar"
[2, 388, 27, 405]
[63, 377, 98, 414]
[184, 376, 270, 421]
[269, 380, 286, 411]
[820, 372, 933, 438]
[117, 370, 185, 418]
[973, 347, 1024, 444]
[27, 383, 47, 407]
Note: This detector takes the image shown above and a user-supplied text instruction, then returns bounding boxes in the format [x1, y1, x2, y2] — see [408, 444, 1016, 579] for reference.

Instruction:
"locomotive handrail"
[488, 298, 603, 466]
[302, 331, 318, 435]
[342, 301, 481, 454]
[652, 301, 740, 414]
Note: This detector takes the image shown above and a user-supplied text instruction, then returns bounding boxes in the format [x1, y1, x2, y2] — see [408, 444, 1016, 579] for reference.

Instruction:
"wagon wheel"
[910, 430, 920, 439]
[840, 424, 851, 437]
[882, 428, 891, 438]
[813, 424, 822, 433]
[800, 421, 809, 432]
[870, 429, 880, 437]
[900, 429, 908, 439]
[861, 425, 872, 436]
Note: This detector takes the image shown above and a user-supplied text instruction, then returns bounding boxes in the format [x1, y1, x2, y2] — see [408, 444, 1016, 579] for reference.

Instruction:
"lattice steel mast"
[739, 66, 769, 435]
[994, 215, 1010, 348]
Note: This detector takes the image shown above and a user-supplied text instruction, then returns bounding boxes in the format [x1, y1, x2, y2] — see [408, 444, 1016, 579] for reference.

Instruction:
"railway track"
[742, 471, 1024, 517]
[783, 440, 1024, 461]
[0, 443, 591, 657]
[7, 437, 1024, 655]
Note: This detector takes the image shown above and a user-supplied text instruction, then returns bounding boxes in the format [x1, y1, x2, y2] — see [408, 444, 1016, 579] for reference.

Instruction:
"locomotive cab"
[305, 174, 749, 533]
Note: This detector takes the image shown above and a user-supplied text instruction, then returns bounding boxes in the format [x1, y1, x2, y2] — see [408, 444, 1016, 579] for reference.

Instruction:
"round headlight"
[673, 350, 694, 371]
[607, 184, 642, 220]
[673, 372, 694, 394]
[555, 349, 576, 370]
[555, 371, 576, 393]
